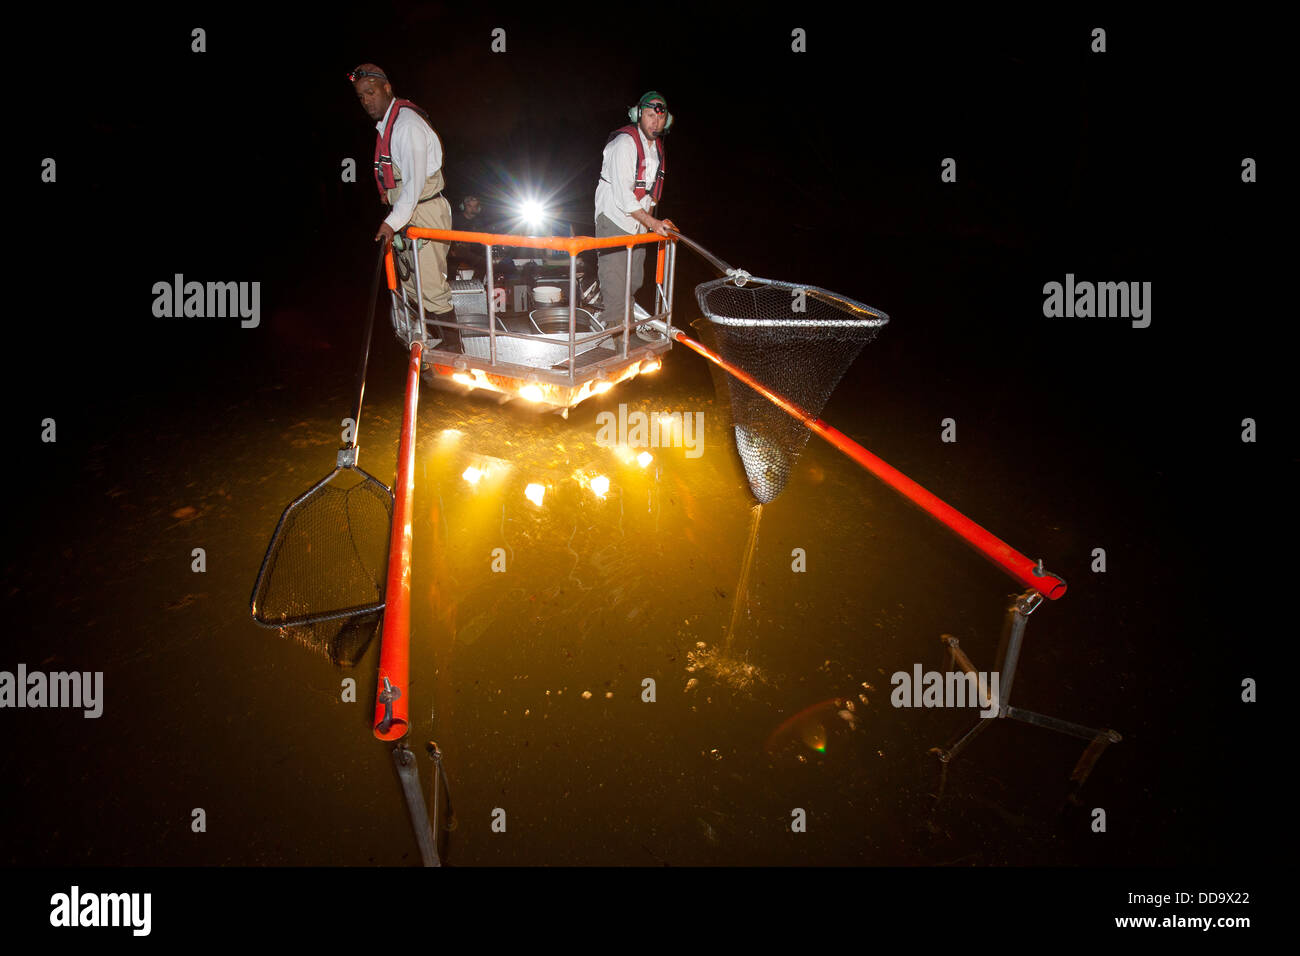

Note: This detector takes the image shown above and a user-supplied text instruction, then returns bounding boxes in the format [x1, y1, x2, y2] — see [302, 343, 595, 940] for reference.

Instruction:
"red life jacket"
[373, 98, 431, 199]
[605, 125, 665, 203]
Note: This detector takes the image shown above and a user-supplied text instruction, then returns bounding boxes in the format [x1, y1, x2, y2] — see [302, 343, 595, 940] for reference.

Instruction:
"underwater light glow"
[636, 451, 653, 468]
[524, 483, 546, 506]
[640, 359, 661, 373]
[590, 475, 610, 498]
[426, 353, 657, 413]
[462, 466, 484, 486]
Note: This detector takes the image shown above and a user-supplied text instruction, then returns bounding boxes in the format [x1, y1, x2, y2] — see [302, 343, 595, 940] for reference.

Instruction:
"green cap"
[639, 90, 667, 108]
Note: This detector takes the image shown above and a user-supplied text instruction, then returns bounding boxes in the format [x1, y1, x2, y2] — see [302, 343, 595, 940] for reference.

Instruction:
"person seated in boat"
[350, 63, 458, 339]
[594, 91, 675, 325]
[450, 195, 498, 279]
[456, 194, 485, 230]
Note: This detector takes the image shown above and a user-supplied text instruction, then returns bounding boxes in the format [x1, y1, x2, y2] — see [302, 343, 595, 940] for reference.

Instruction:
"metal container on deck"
[461, 307, 606, 368]
[450, 279, 487, 317]
[529, 306, 602, 339]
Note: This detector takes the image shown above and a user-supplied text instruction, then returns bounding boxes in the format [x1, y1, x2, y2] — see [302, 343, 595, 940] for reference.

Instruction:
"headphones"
[628, 91, 673, 134]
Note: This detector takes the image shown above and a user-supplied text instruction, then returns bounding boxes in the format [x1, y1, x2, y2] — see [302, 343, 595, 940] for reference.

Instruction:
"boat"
[386, 225, 677, 417]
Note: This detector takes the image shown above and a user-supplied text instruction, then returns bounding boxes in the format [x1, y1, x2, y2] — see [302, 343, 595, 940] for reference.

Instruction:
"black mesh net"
[277, 613, 384, 668]
[251, 466, 394, 628]
[696, 278, 889, 503]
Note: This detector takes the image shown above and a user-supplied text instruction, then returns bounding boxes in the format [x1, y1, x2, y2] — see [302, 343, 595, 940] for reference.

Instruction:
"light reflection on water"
[399, 374, 917, 863]
[3, 342, 1075, 867]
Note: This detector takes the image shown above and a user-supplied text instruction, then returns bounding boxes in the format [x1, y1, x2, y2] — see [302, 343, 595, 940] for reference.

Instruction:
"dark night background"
[1, 1, 1284, 936]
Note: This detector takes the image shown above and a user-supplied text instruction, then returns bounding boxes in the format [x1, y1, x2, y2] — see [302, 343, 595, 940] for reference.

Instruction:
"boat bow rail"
[387, 228, 679, 414]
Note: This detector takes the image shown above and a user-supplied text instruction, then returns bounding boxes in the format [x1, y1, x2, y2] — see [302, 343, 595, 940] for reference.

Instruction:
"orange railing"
[384, 228, 676, 388]
[405, 229, 669, 255]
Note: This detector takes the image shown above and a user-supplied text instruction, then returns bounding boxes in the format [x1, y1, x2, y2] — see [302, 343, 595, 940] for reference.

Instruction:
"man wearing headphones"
[454, 195, 493, 235]
[450, 195, 489, 277]
[594, 91, 675, 326]
[350, 63, 455, 333]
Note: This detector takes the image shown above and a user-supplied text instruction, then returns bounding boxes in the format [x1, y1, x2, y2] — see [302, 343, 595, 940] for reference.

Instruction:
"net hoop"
[249, 464, 394, 628]
[696, 277, 890, 329]
[691, 275, 890, 503]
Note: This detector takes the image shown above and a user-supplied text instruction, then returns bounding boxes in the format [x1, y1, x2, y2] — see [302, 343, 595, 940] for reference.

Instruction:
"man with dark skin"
[351, 63, 455, 332]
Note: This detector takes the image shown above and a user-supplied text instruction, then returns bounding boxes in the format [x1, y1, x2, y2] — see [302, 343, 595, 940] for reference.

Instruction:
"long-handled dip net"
[665, 230, 889, 503]
[249, 247, 394, 665]
[696, 276, 889, 502]
[662, 228, 1067, 599]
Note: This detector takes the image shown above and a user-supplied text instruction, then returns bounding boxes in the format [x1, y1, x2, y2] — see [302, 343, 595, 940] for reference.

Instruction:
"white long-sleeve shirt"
[376, 99, 444, 232]
[594, 126, 660, 235]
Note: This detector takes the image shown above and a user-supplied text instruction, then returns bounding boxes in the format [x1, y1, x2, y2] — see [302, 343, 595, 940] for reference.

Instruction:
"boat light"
[519, 199, 545, 230]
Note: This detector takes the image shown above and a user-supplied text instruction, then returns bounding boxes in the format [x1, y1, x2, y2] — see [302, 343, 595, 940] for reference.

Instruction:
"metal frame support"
[666, 240, 677, 335]
[486, 244, 498, 365]
[392, 744, 440, 867]
[622, 240, 633, 359]
[408, 235, 429, 349]
[929, 589, 1122, 797]
[569, 253, 578, 386]
[568, 255, 578, 380]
